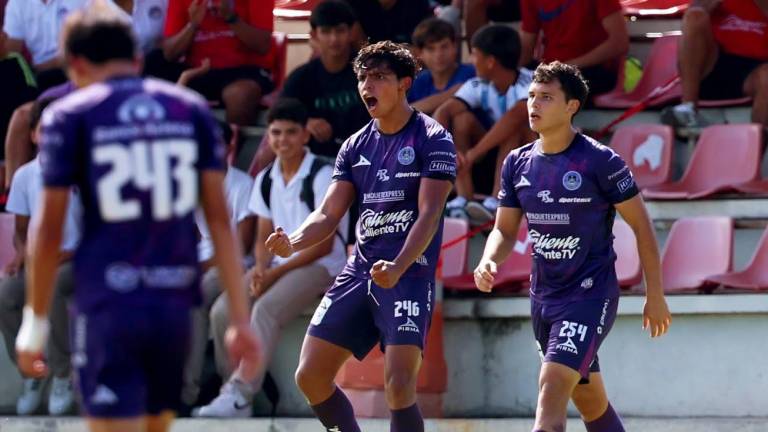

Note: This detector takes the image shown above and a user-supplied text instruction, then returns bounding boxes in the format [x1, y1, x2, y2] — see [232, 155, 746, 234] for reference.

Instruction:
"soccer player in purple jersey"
[14, 5, 259, 432]
[266, 41, 456, 432]
[474, 62, 672, 432]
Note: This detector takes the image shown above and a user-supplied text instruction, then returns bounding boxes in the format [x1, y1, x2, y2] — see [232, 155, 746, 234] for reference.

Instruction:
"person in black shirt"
[345, 0, 433, 46]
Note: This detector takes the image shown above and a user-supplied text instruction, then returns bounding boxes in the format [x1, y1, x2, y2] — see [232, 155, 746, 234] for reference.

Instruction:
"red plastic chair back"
[440, 217, 469, 279]
[609, 124, 674, 189]
[613, 219, 642, 288]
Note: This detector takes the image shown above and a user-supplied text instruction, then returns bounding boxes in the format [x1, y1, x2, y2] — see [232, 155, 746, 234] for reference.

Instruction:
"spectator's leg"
[221, 79, 262, 126]
[464, 0, 489, 52]
[4, 103, 33, 190]
[678, 7, 718, 105]
[743, 64, 768, 128]
[235, 265, 334, 392]
[48, 262, 74, 378]
[453, 110, 486, 199]
[0, 273, 25, 363]
[209, 271, 254, 380]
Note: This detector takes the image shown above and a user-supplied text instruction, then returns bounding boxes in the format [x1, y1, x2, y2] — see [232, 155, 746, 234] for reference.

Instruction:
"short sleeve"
[332, 138, 354, 183]
[312, 165, 334, 209]
[419, 128, 457, 181]
[3, 0, 23, 40]
[596, 149, 639, 204]
[39, 107, 82, 187]
[597, 0, 623, 20]
[453, 79, 482, 109]
[232, 172, 255, 223]
[5, 167, 30, 216]
[498, 152, 521, 208]
[163, 0, 189, 37]
[247, 0, 274, 32]
[248, 170, 271, 219]
[194, 105, 226, 172]
[520, 0, 541, 35]
[279, 65, 312, 106]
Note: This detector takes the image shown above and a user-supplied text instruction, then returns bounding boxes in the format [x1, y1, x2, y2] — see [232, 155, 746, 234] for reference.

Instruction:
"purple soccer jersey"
[499, 133, 640, 304]
[39, 77, 226, 313]
[333, 111, 457, 280]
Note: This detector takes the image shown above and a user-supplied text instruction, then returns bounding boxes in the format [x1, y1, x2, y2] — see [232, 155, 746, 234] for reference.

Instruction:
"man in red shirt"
[163, 0, 274, 125]
[519, 0, 628, 97]
[667, 0, 768, 129]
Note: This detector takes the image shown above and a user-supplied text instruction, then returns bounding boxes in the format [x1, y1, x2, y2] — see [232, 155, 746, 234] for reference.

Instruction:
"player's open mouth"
[530, 113, 540, 121]
[363, 96, 378, 110]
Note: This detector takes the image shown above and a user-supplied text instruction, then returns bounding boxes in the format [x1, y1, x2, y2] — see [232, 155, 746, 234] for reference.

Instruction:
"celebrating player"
[474, 61, 672, 432]
[266, 41, 456, 432]
[15, 4, 259, 432]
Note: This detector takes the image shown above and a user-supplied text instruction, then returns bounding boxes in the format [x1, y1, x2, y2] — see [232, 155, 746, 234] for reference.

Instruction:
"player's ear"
[399, 76, 413, 93]
[566, 98, 580, 116]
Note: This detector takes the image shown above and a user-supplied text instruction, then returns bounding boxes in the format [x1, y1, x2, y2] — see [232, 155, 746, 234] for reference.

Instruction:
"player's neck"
[320, 50, 351, 74]
[77, 62, 139, 87]
[538, 125, 577, 154]
[490, 68, 518, 94]
[375, 103, 413, 135]
[431, 63, 458, 90]
[279, 148, 307, 183]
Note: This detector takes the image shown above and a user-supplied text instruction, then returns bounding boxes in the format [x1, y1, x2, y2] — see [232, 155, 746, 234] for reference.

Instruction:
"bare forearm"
[481, 228, 515, 265]
[289, 210, 339, 252]
[274, 238, 333, 276]
[393, 210, 442, 269]
[636, 225, 664, 298]
[567, 37, 627, 68]
[412, 84, 462, 115]
[229, 21, 270, 55]
[163, 23, 197, 61]
[26, 235, 61, 316]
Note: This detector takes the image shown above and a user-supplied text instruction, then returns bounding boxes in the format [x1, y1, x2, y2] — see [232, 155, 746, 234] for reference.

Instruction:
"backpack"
[259, 156, 346, 244]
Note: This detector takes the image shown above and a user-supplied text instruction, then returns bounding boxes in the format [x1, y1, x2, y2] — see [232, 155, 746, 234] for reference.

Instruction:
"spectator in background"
[0, 31, 37, 167]
[409, 17, 475, 114]
[519, 0, 628, 97]
[163, 0, 275, 125]
[194, 99, 348, 418]
[0, 98, 80, 416]
[345, 0, 433, 46]
[665, 0, 768, 129]
[465, 0, 520, 49]
[434, 24, 533, 222]
[3, 0, 88, 91]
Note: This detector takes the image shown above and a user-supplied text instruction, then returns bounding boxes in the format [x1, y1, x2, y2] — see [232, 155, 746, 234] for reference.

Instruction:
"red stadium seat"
[661, 216, 733, 293]
[614, 218, 642, 288]
[0, 212, 15, 276]
[439, 217, 469, 279]
[609, 124, 674, 189]
[643, 124, 762, 200]
[593, 36, 682, 109]
[273, 0, 318, 20]
[621, 0, 688, 18]
[260, 32, 288, 108]
[706, 226, 768, 291]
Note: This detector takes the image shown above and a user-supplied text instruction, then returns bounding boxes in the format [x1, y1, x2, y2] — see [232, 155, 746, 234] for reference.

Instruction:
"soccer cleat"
[48, 376, 75, 415]
[16, 378, 44, 415]
[191, 380, 252, 418]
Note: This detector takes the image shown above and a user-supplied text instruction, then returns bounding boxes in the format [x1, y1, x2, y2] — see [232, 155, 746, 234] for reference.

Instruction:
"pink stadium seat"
[643, 124, 763, 200]
[621, 0, 688, 17]
[593, 36, 682, 109]
[0, 212, 15, 276]
[706, 226, 768, 291]
[614, 219, 642, 288]
[661, 216, 733, 293]
[609, 124, 673, 189]
[439, 217, 469, 279]
[443, 220, 531, 292]
[260, 32, 288, 108]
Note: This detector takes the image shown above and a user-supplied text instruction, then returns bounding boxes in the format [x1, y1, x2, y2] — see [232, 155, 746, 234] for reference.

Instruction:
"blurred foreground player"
[474, 62, 671, 432]
[14, 4, 260, 432]
[266, 41, 456, 432]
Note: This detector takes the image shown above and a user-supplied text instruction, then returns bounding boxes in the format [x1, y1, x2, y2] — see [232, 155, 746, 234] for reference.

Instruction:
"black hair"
[63, 8, 136, 65]
[412, 17, 456, 49]
[532, 61, 590, 113]
[310, 0, 356, 29]
[471, 24, 520, 70]
[30, 97, 57, 131]
[353, 40, 420, 80]
[267, 98, 309, 126]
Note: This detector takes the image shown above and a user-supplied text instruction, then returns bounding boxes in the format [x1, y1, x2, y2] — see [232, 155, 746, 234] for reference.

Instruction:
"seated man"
[665, 0, 768, 129]
[409, 17, 476, 115]
[519, 0, 628, 97]
[434, 24, 533, 222]
[0, 98, 81, 416]
[163, 0, 274, 125]
[194, 98, 348, 417]
[3, 0, 88, 90]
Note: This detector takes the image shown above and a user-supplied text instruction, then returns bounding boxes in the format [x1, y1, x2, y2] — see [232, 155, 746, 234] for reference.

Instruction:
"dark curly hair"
[353, 40, 420, 81]
[533, 61, 590, 113]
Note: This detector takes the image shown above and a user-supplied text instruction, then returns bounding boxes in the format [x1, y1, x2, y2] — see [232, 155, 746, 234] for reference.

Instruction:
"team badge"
[562, 171, 582, 191]
[398, 147, 415, 165]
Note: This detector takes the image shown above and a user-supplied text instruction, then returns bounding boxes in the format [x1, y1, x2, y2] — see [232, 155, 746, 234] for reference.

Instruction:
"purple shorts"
[531, 296, 618, 383]
[308, 273, 435, 360]
[71, 302, 190, 418]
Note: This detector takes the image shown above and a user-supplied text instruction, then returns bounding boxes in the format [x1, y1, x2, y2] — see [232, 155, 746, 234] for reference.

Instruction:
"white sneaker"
[661, 102, 707, 129]
[482, 196, 499, 213]
[191, 380, 251, 418]
[446, 196, 467, 210]
[17, 378, 44, 415]
[466, 201, 495, 225]
[48, 376, 75, 415]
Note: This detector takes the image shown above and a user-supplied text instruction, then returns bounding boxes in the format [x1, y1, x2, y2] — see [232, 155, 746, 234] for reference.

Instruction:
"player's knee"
[384, 370, 418, 407]
[295, 363, 326, 396]
[222, 80, 262, 110]
[752, 65, 768, 93]
[571, 386, 608, 420]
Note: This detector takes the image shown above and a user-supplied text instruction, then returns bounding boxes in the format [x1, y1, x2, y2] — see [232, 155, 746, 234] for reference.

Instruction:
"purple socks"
[585, 403, 625, 432]
[310, 387, 361, 432]
[390, 403, 424, 432]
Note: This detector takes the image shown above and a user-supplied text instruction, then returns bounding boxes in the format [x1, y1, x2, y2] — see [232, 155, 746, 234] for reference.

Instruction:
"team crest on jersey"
[562, 171, 582, 191]
[397, 147, 415, 165]
[117, 95, 166, 123]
